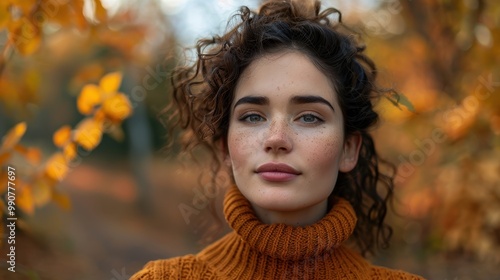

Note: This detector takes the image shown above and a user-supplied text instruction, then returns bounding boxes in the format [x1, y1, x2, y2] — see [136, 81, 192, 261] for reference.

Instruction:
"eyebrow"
[232, 95, 335, 112]
[291, 95, 335, 112]
[233, 96, 269, 109]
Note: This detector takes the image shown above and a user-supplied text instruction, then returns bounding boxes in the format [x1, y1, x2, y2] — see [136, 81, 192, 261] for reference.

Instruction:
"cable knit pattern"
[131, 186, 425, 279]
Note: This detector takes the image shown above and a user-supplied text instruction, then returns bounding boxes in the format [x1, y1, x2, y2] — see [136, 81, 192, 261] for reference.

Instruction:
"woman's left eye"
[298, 114, 323, 124]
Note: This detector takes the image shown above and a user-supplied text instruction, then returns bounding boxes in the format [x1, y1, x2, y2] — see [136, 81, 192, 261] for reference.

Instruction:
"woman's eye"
[299, 114, 322, 124]
[241, 114, 265, 123]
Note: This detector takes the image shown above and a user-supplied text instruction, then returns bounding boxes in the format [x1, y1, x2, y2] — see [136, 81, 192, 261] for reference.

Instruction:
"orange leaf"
[0, 122, 27, 153]
[53, 125, 72, 148]
[77, 84, 102, 115]
[14, 145, 42, 165]
[0, 2, 10, 29]
[48, 4, 72, 27]
[94, 108, 106, 122]
[74, 118, 103, 150]
[0, 152, 11, 166]
[0, 199, 5, 217]
[12, 1, 38, 16]
[63, 142, 77, 161]
[17, 185, 35, 215]
[106, 123, 125, 142]
[8, 17, 41, 55]
[33, 177, 53, 207]
[0, 172, 7, 193]
[71, 63, 104, 88]
[72, 0, 88, 31]
[102, 93, 132, 122]
[24, 69, 41, 96]
[99, 71, 122, 95]
[491, 115, 500, 135]
[94, 0, 108, 22]
[45, 152, 69, 181]
[52, 191, 71, 210]
[16, 32, 41, 56]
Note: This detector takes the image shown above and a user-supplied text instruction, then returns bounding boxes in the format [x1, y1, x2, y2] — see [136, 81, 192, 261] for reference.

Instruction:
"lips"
[255, 162, 301, 182]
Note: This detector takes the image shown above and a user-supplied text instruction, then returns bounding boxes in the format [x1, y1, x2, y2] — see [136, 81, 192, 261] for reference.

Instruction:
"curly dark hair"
[166, 0, 395, 256]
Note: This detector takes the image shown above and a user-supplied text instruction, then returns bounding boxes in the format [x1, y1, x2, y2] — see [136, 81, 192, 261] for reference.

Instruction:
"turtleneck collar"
[223, 185, 357, 261]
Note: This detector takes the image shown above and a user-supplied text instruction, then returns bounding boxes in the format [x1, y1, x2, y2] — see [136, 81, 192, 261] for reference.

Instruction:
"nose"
[263, 119, 293, 153]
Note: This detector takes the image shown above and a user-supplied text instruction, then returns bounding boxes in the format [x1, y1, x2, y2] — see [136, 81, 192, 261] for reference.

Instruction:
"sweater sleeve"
[370, 265, 425, 280]
[130, 256, 219, 280]
[130, 260, 165, 280]
[130, 258, 184, 280]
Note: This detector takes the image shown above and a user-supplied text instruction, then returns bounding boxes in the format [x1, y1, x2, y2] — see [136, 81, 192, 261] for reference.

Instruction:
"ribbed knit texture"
[131, 186, 425, 279]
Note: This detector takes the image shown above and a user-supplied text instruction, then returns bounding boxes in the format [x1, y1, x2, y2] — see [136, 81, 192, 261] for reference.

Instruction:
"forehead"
[233, 50, 338, 104]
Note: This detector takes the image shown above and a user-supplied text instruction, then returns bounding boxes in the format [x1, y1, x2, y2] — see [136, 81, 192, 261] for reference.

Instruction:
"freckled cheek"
[227, 128, 259, 170]
[301, 133, 343, 171]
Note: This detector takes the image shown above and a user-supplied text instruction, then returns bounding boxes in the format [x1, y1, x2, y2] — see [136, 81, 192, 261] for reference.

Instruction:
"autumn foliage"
[0, 0, 499, 277]
[0, 0, 138, 242]
[360, 0, 500, 263]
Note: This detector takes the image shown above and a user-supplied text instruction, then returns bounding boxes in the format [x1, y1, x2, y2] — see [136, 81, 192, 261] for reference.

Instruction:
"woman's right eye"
[240, 114, 265, 123]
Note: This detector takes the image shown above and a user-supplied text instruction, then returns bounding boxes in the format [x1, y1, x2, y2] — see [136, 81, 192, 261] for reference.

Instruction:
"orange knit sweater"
[131, 186, 424, 279]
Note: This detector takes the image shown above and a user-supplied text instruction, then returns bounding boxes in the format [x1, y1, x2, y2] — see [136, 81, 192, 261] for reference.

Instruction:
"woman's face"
[227, 51, 360, 226]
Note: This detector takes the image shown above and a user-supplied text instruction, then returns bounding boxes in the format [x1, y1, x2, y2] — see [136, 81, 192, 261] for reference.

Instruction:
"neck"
[251, 199, 328, 226]
[198, 186, 370, 279]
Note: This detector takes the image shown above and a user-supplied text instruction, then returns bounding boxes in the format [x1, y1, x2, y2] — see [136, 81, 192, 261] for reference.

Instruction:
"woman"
[132, 0, 424, 279]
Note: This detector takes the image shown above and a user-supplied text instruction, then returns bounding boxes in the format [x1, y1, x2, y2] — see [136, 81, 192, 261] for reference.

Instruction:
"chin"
[251, 190, 319, 212]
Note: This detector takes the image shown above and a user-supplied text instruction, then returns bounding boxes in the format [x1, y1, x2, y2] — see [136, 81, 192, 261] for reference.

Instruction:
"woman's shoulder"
[370, 265, 425, 280]
[130, 254, 218, 280]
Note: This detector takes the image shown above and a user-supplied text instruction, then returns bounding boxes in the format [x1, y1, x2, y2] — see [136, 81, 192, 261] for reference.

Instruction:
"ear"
[339, 132, 362, 172]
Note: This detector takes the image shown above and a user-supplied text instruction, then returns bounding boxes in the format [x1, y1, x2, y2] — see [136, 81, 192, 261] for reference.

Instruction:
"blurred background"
[1, 0, 499, 279]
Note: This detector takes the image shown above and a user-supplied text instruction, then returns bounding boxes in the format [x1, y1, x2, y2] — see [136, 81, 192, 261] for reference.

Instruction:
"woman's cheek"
[307, 132, 343, 170]
[228, 127, 257, 169]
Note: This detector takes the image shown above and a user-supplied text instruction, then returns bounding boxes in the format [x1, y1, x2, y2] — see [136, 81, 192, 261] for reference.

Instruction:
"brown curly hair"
[166, 0, 395, 256]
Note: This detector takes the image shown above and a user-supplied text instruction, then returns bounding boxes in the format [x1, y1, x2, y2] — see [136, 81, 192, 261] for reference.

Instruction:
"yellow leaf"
[77, 84, 102, 115]
[52, 191, 71, 210]
[17, 186, 35, 215]
[14, 145, 42, 165]
[74, 118, 103, 150]
[102, 93, 132, 122]
[0, 2, 10, 29]
[94, 108, 106, 122]
[45, 152, 69, 181]
[33, 177, 53, 207]
[99, 71, 122, 94]
[53, 125, 72, 148]
[0, 122, 27, 153]
[63, 142, 77, 160]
